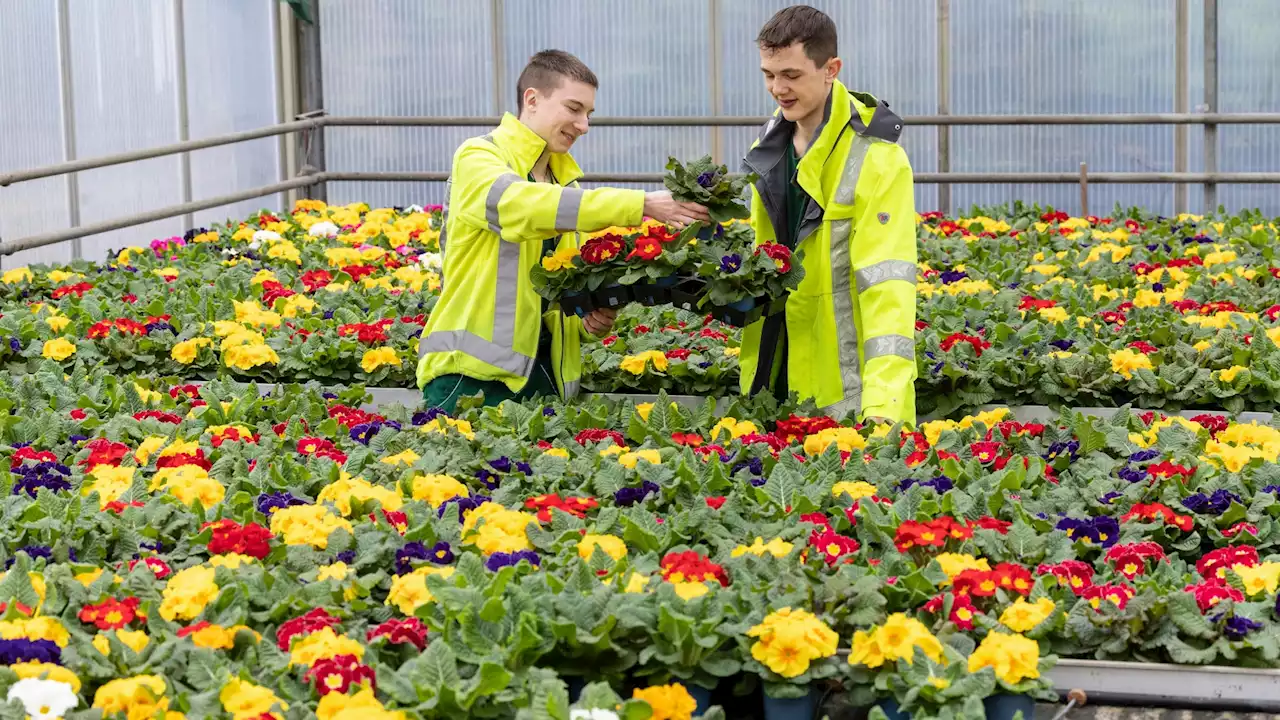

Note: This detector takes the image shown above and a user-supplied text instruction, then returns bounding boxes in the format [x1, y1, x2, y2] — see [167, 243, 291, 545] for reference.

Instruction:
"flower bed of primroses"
[0, 367, 1278, 718]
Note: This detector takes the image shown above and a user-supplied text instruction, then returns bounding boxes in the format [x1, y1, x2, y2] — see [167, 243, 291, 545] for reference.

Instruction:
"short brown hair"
[515, 50, 598, 110]
[756, 5, 838, 66]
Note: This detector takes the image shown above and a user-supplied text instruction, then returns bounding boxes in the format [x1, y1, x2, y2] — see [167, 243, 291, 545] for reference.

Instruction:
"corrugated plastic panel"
[183, 0, 283, 228]
[0, 0, 72, 270]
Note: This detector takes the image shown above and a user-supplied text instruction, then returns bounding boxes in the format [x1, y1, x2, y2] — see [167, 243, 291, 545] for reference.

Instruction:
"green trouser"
[421, 332, 558, 414]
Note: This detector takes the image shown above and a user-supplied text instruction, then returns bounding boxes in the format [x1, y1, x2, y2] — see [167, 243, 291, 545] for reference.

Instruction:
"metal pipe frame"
[325, 170, 1280, 184]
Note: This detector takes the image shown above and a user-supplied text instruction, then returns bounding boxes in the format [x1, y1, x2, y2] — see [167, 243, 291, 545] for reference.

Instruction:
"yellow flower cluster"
[999, 597, 1057, 632]
[832, 481, 878, 500]
[93, 675, 182, 720]
[220, 678, 289, 720]
[420, 416, 475, 440]
[152, 464, 225, 507]
[618, 449, 661, 469]
[710, 417, 758, 441]
[288, 626, 366, 667]
[92, 629, 150, 656]
[462, 502, 536, 555]
[188, 624, 262, 650]
[731, 537, 794, 559]
[968, 631, 1041, 685]
[933, 553, 990, 581]
[579, 533, 628, 562]
[386, 566, 455, 615]
[747, 608, 838, 678]
[411, 473, 469, 507]
[632, 683, 698, 720]
[1233, 562, 1280, 596]
[317, 686, 407, 720]
[1109, 348, 1154, 379]
[83, 465, 136, 508]
[803, 426, 867, 455]
[619, 350, 669, 375]
[268, 505, 355, 550]
[1202, 422, 1280, 472]
[159, 565, 220, 622]
[849, 613, 945, 668]
[0, 617, 69, 647]
[41, 338, 76, 361]
[541, 245, 580, 271]
[10, 661, 80, 692]
[317, 473, 403, 516]
[361, 346, 400, 373]
[171, 337, 213, 364]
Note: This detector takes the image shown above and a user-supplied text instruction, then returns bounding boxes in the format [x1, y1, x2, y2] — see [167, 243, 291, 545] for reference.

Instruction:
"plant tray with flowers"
[690, 224, 805, 327]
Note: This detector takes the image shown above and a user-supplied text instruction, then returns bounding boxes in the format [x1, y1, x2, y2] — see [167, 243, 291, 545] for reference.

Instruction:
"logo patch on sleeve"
[877, 212, 890, 225]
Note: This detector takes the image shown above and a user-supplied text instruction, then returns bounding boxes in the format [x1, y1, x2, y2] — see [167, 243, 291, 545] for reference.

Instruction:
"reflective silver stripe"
[485, 172, 520, 235]
[555, 186, 584, 232]
[481, 134, 496, 145]
[822, 395, 861, 421]
[562, 380, 580, 399]
[417, 329, 536, 377]
[855, 259, 916, 294]
[864, 334, 915, 361]
[492, 240, 522, 347]
[829, 135, 874, 417]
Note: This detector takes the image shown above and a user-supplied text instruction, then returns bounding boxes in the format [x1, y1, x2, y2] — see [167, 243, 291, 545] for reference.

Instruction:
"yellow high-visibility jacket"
[739, 79, 918, 424]
[416, 113, 645, 397]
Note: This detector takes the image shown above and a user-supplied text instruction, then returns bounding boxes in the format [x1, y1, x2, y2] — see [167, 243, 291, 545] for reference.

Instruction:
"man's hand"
[583, 308, 617, 337]
[643, 191, 712, 229]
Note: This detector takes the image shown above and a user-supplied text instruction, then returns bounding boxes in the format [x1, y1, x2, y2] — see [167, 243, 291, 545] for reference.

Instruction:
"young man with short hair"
[418, 49, 709, 412]
[739, 5, 918, 425]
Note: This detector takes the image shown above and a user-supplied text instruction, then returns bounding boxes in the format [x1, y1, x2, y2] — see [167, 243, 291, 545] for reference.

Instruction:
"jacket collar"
[491, 113, 584, 185]
[742, 79, 852, 208]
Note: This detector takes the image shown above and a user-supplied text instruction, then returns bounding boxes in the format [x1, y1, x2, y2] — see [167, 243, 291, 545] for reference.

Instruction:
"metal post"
[296, 0, 326, 202]
[936, 0, 951, 215]
[54, 0, 81, 261]
[1203, 0, 1219, 212]
[173, 0, 194, 231]
[1174, 0, 1189, 214]
[1079, 162, 1089, 216]
[708, 0, 724, 164]
[490, 0, 506, 115]
[273, 0, 295, 210]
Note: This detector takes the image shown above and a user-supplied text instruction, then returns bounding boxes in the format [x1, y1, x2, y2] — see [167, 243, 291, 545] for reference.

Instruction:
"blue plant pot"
[687, 684, 714, 714]
[559, 291, 594, 318]
[729, 297, 756, 311]
[695, 224, 718, 241]
[983, 693, 1036, 720]
[762, 687, 820, 720]
[654, 276, 678, 287]
[565, 676, 586, 703]
[873, 698, 912, 720]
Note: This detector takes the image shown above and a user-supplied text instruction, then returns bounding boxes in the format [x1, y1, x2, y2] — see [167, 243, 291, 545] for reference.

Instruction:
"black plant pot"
[591, 283, 632, 310]
[632, 276, 680, 307]
[669, 278, 708, 313]
[559, 291, 596, 317]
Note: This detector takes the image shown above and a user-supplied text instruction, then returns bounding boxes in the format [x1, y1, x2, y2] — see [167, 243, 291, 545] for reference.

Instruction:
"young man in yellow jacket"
[417, 50, 709, 412]
[739, 5, 919, 426]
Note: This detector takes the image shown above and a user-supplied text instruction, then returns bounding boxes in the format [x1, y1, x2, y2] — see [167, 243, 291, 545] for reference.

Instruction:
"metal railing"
[7, 110, 1280, 257]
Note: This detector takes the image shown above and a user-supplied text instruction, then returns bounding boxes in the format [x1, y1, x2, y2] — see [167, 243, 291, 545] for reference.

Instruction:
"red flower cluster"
[952, 563, 1032, 597]
[1121, 502, 1194, 532]
[1037, 560, 1095, 594]
[627, 235, 664, 261]
[51, 282, 94, 299]
[170, 384, 201, 400]
[575, 428, 625, 447]
[704, 496, 727, 510]
[1128, 341, 1158, 355]
[211, 427, 260, 448]
[808, 529, 859, 566]
[260, 280, 295, 306]
[328, 405, 384, 428]
[88, 318, 146, 339]
[297, 436, 347, 464]
[12, 447, 57, 469]
[340, 264, 377, 281]
[755, 243, 793, 273]
[79, 597, 144, 631]
[1200, 300, 1241, 315]
[523, 494, 599, 523]
[660, 551, 729, 587]
[338, 320, 393, 344]
[1223, 521, 1259, 539]
[1019, 296, 1056, 311]
[133, 410, 182, 425]
[277, 608, 342, 651]
[305, 654, 376, 695]
[671, 432, 704, 447]
[1184, 580, 1244, 612]
[81, 438, 130, 470]
[971, 516, 1012, 534]
[1105, 541, 1166, 579]
[301, 270, 333, 292]
[581, 234, 625, 265]
[1081, 582, 1136, 611]
[1147, 461, 1195, 481]
[940, 332, 991, 356]
[1196, 545, 1259, 582]
[1188, 414, 1229, 437]
[774, 414, 840, 444]
[1040, 210, 1070, 223]
[157, 448, 211, 471]
[894, 517, 972, 552]
[923, 592, 978, 629]
[367, 617, 427, 650]
[665, 348, 691, 361]
[125, 556, 172, 579]
[205, 519, 273, 560]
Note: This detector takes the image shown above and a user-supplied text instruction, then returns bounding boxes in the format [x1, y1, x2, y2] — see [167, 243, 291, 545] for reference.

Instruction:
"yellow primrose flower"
[1110, 348, 1153, 379]
[618, 449, 661, 469]
[1218, 365, 1248, 383]
[41, 338, 76, 361]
